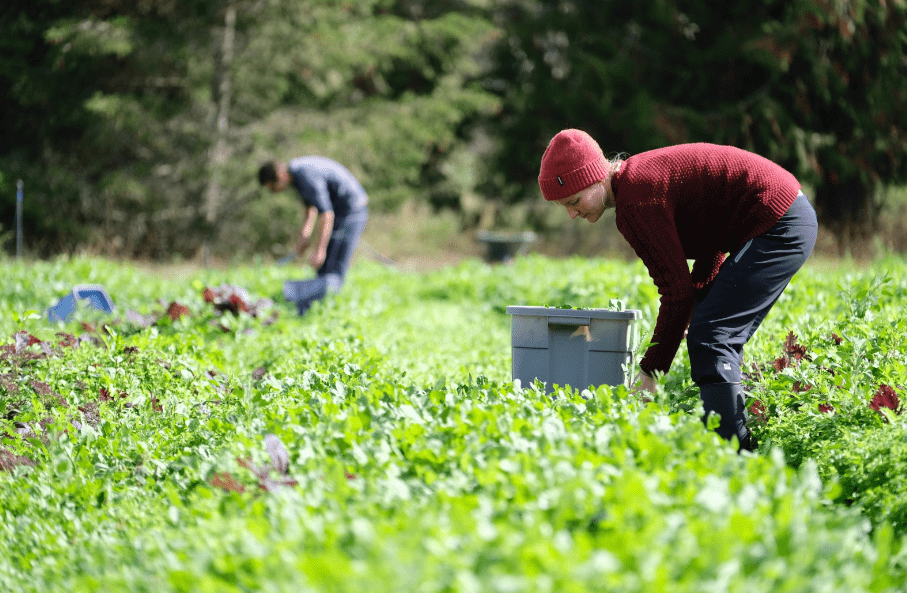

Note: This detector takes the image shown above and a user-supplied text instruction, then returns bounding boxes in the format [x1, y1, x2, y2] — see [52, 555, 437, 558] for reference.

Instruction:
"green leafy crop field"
[1, 255, 906, 592]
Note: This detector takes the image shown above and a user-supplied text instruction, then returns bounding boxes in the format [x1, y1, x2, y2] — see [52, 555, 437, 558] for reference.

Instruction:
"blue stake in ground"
[47, 284, 116, 321]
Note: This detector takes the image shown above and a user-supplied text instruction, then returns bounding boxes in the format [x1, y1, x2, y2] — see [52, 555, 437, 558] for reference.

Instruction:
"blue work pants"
[284, 210, 368, 314]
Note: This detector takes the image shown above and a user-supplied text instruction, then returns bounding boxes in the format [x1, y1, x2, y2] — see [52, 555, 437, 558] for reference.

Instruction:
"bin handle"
[548, 315, 590, 327]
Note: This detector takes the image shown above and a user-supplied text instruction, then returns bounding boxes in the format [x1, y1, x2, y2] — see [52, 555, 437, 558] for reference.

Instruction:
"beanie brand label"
[557, 176, 564, 185]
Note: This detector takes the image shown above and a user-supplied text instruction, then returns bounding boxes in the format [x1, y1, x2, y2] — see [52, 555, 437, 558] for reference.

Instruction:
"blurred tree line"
[1, 0, 905, 259]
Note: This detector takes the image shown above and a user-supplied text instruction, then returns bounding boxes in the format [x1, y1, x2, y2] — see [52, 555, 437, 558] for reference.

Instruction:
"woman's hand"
[633, 372, 657, 402]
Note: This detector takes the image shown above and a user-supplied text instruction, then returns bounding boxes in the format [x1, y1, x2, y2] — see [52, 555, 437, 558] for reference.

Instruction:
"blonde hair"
[605, 152, 627, 177]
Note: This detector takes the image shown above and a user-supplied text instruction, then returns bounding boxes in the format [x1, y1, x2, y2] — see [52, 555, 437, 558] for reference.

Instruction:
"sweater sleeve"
[616, 205, 695, 376]
[690, 252, 725, 290]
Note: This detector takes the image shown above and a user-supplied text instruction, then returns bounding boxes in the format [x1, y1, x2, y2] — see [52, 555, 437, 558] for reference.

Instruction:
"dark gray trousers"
[687, 192, 818, 385]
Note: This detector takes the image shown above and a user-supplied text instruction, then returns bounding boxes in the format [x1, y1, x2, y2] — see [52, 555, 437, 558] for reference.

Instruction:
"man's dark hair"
[258, 161, 278, 186]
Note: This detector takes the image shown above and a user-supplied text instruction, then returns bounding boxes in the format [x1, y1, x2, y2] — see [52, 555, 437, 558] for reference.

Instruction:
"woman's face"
[555, 182, 607, 223]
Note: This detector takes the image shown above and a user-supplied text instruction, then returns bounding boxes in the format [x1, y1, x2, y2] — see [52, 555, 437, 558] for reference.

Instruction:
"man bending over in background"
[259, 156, 369, 315]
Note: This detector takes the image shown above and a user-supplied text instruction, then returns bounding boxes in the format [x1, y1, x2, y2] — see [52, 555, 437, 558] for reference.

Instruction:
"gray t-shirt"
[287, 156, 368, 219]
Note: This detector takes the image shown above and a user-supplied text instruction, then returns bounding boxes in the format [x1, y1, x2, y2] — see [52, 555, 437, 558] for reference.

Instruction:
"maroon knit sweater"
[609, 143, 801, 376]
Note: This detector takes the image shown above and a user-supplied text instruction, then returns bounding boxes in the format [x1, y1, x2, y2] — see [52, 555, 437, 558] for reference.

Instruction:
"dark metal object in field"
[476, 230, 537, 263]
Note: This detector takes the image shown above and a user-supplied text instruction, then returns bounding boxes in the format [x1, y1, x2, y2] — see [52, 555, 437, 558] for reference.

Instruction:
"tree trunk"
[202, 3, 237, 265]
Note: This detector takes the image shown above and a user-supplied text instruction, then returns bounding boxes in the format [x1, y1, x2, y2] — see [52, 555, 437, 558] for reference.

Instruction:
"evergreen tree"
[480, 0, 907, 248]
[0, 0, 500, 258]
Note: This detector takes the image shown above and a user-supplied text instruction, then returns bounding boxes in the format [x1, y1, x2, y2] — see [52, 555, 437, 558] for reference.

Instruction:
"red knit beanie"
[538, 129, 607, 202]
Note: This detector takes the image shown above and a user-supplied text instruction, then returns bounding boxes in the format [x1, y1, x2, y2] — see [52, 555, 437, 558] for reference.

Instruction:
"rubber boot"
[698, 382, 753, 452]
[283, 277, 327, 316]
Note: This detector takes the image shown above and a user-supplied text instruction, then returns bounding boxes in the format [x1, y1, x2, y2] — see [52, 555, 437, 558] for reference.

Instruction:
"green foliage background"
[0, 0, 501, 258]
[2, 0, 906, 258]
[1, 254, 906, 590]
[483, 0, 907, 242]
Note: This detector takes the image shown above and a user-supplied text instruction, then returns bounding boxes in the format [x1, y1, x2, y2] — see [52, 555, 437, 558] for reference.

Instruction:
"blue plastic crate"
[47, 284, 115, 321]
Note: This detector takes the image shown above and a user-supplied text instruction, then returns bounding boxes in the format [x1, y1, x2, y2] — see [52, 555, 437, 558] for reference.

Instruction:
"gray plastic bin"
[506, 306, 642, 393]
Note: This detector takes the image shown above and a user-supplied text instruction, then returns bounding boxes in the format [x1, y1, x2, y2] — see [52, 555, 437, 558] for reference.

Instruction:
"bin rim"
[506, 305, 641, 320]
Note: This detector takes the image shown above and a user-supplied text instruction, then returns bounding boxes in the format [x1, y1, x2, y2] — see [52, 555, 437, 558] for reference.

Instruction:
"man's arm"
[295, 206, 319, 255]
[308, 209, 334, 269]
